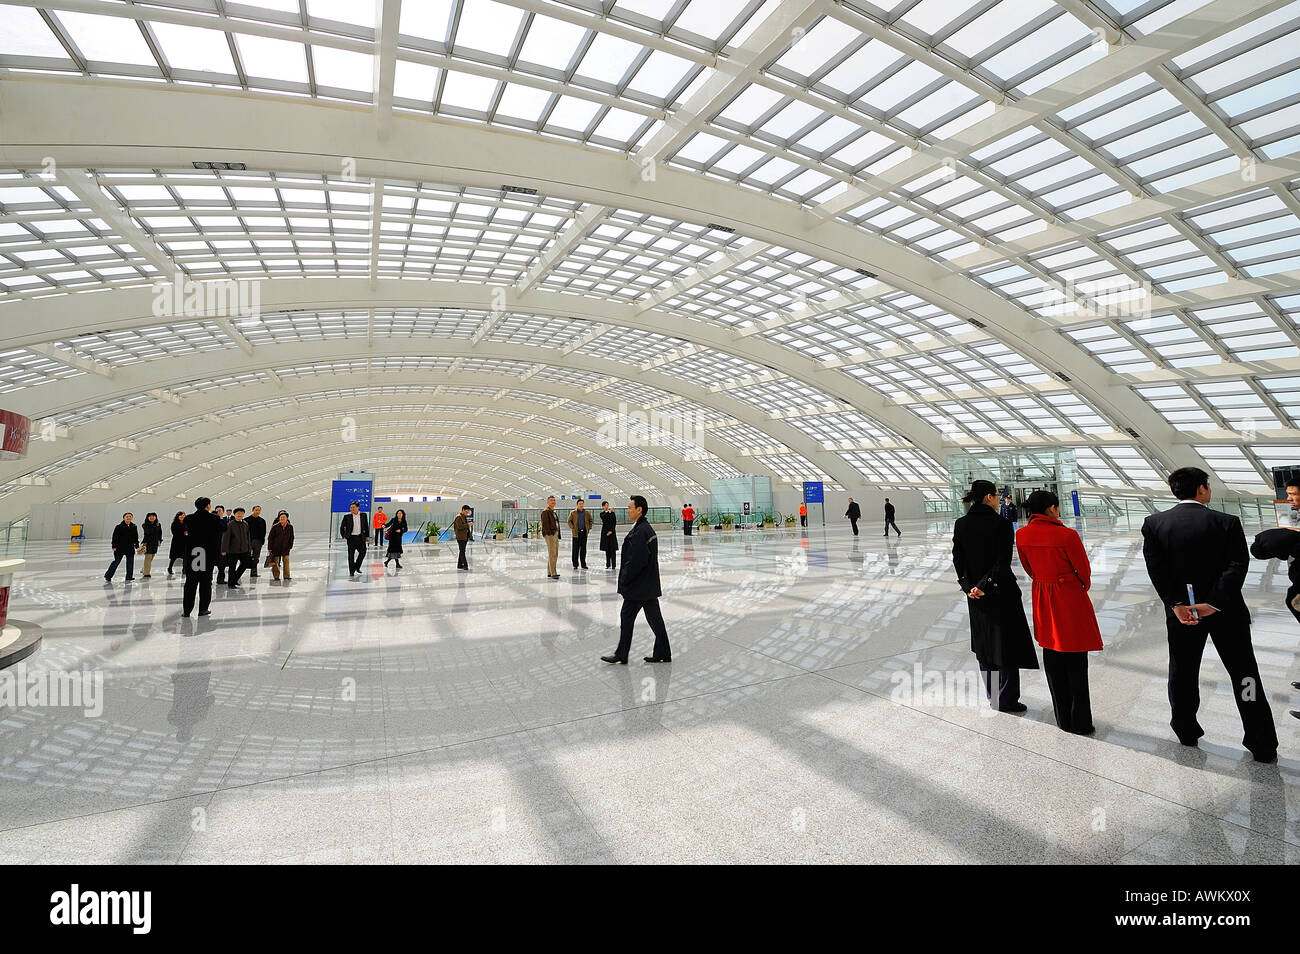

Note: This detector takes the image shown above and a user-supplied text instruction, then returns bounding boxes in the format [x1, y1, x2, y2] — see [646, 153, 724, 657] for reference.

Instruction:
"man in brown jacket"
[567, 499, 591, 570]
[453, 505, 473, 570]
[541, 495, 560, 579]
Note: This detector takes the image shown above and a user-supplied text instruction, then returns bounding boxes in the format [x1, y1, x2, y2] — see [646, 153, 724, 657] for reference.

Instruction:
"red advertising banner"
[0, 409, 31, 460]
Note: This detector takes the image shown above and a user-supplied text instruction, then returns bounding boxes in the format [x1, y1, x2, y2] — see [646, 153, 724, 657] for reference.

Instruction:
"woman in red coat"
[1015, 490, 1103, 735]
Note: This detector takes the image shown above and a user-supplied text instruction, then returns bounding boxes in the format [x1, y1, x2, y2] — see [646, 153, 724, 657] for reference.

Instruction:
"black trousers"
[1042, 648, 1093, 732]
[849, 517, 859, 536]
[226, 553, 251, 587]
[105, 550, 135, 581]
[571, 531, 589, 568]
[980, 667, 1021, 709]
[605, 547, 616, 569]
[1166, 613, 1277, 755]
[249, 542, 263, 576]
[183, 567, 213, 615]
[884, 518, 900, 536]
[346, 538, 366, 575]
[374, 525, 385, 546]
[457, 538, 468, 568]
[683, 520, 692, 536]
[615, 598, 671, 662]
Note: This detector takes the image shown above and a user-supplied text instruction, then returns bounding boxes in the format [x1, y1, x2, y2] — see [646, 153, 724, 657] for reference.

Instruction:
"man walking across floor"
[182, 497, 223, 617]
[453, 505, 473, 571]
[220, 507, 253, 589]
[105, 512, 139, 583]
[568, 499, 591, 570]
[541, 496, 560, 579]
[845, 497, 861, 536]
[681, 502, 695, 536]
[246, 505, 267, 580]
[884, 497, 901, 537]
[340, 501, 369, 579]
[1142, 466, 1278, 762]
[602, 495, 671, 665]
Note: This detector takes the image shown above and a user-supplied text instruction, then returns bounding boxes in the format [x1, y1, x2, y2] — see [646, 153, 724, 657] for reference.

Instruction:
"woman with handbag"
[952, 479, 1039, 712]
[140, 512, 163, 578]
[384, 509, 408, 570]
[1015, 490, 1102, 734]
[267, 510, 294, 581]
[167, 511, 186, 575]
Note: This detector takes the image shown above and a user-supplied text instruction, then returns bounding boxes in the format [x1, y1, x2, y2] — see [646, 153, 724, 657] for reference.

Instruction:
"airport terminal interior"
[0, 0, 1297, 865]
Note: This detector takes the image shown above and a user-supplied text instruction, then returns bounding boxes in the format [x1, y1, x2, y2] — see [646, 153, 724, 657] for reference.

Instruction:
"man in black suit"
[182, 497, 223, 617]
[340, 501, 369, 578]
[845, 498, 861, 536]
[1142, 467, 1278, 762]
[883, 497, 901, 537]
[602, 495, 671, 665]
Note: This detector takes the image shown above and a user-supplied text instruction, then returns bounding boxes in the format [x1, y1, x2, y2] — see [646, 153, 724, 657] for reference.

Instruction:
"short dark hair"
[234, 507, 246, 515]
[629, 494, 648, 515]
[122, 512, 132, 519]
[962, 479, 997, 505]
[1168, 467, 1209, 501]
[1026, 490, 1059, 515]
[1287, 480, 1300, 492]
[350, 500, 360, 508]
[461, 505, 470, 512]
[215, 505, 224, 511]
[195, 497, 210, 509]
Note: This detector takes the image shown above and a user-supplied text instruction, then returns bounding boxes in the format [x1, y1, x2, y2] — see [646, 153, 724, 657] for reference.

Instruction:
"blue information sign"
[803, 481, 824, 504]
[331, 479, 373, 513]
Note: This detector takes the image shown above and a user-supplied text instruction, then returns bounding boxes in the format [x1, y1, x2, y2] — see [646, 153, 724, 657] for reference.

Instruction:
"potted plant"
[425, 523, 442, 544]
[721, 514, 735, 531]
[784, 513, 797, 527]
[527, 520, 541, 539]
[494, 521, 506, 541]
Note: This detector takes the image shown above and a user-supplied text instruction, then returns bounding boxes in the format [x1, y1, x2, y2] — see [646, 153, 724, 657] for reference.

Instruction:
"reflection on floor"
[0, 518, 1295, 863]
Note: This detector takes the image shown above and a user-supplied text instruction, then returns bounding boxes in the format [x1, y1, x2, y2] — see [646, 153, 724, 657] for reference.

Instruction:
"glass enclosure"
[947, 450, 1079, 515]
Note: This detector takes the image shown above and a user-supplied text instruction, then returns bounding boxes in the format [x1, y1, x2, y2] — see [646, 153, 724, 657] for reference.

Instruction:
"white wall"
[28, 499, 331, 541]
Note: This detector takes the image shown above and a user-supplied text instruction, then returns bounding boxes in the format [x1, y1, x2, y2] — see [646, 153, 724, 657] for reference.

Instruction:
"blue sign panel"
[331, 479, 372, 513]
[1071, 489, 1081, 517]
[803, 480, 824, 504]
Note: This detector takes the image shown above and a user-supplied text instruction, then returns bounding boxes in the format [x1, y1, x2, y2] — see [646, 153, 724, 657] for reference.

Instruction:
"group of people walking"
[337, 502, 409, 578]
[953, 468, 1281, 763]
[105, 500, 298, 615]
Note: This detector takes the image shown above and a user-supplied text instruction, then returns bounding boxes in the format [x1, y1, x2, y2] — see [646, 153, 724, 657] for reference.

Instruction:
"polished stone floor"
[0, 517, 1295, 864]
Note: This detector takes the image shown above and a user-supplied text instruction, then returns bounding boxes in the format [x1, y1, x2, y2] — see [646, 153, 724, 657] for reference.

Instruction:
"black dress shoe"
[998, 702, 1028, 713]
[1251, 750, 1278, 763]
[1175, 728, 1205, 746]
[600, 655, 627, 664]
[644, 656, 671, 663]
[1290, 710, 1299, 720]
[1292, 681, 1300, 691]
[1069, 725, 1096, 735]
[198, 610, 211, 616]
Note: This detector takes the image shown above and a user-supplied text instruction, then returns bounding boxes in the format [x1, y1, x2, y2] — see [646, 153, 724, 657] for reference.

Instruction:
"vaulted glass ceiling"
[0, 0, 1297, 508]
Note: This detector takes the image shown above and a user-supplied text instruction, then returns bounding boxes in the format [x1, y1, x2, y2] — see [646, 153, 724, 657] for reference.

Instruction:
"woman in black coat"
[384, 509, 408, 569]
[598, 501, 619, 569]
[952, 479, 1039, 712]
[167, 512, 186, 575]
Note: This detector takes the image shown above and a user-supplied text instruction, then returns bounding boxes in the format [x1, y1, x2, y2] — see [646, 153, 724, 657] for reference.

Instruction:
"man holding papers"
[1141, 467, 1277, 762]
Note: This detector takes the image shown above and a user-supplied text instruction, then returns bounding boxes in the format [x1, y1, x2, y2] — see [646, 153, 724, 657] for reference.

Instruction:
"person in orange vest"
[798, 502, 808, 528]
[372, 507, 387, 547]
[681, 503, 695, 536]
